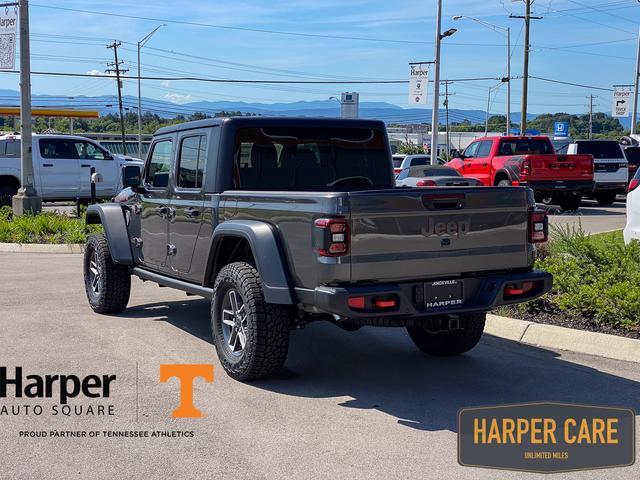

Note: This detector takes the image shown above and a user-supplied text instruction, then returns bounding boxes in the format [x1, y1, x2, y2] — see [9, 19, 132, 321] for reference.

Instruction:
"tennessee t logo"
[159, 364, 214, 418]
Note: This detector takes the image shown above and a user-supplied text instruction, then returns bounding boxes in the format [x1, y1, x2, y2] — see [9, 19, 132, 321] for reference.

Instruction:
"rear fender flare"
[205, 220, 295, 305]
[85, 204, 134, 265]
[499, 156, 526, 183]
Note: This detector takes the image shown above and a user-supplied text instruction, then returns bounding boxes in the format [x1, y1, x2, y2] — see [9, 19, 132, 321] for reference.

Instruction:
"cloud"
[86, 70, 116, 77]
[164, 93, 193, 104]
[160, 80, 171, 87]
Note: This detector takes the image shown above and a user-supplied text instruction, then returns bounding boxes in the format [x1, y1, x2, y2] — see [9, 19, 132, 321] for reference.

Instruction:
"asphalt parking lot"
[544, 198, 626, 234]
[1, 253, 638, 480]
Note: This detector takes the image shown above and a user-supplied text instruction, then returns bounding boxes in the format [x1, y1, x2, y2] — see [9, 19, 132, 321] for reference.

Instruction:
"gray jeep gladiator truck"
[83, 117, 552, 381]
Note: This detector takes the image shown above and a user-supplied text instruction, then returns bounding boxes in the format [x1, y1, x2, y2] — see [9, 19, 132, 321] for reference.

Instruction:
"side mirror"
[122, 165, 142, 188]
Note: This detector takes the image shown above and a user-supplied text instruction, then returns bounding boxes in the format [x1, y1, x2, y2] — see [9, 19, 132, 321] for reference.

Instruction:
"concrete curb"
[486, 314, 640, 363]
[0, 243, 84, 254]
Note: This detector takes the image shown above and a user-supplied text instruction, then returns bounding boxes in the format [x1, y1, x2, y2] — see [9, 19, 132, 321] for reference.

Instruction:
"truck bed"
[228, 186, 535, 289]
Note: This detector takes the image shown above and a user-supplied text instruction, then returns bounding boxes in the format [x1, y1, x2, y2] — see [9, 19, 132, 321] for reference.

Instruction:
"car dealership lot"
[0, 253, 638, 480]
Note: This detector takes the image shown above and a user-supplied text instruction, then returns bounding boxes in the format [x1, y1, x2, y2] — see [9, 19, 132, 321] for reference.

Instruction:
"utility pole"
[12, 0, 41, 215]
[631, 26, 640, 135]
[106, 41, 128, 155]
[588, 95, 598, 140]
[510, 1, 542, 135]
[441, 81, 454, 158]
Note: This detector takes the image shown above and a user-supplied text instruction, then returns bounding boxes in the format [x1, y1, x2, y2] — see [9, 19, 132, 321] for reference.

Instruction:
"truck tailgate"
[525, 154, 593, 181]
[347, 187, 532, 282]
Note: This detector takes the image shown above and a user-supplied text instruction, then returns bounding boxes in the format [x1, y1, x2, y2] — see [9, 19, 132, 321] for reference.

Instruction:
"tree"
[396, 142, 425, 154]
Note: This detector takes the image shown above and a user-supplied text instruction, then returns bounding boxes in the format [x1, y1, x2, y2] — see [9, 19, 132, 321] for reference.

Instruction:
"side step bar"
[131, 267, 213, 298]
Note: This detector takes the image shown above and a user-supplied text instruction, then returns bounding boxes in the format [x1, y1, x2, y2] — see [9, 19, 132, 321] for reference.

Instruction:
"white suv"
[565, 140, 628, 205]
[392, 154, 430, 175]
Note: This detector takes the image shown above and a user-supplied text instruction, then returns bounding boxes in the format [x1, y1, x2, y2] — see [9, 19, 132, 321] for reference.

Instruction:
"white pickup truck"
[0, 134, 144, 205]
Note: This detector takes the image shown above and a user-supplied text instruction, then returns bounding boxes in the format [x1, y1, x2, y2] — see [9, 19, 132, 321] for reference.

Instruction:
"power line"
[530, 76, 614, 92]
[0, 69, 504, 84]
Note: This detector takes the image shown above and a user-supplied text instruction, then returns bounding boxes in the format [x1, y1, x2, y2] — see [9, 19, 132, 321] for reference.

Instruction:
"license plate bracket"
[424, 279, 463, 308]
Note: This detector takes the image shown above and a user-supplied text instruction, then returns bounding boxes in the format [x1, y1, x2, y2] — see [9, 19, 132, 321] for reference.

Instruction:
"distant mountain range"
[0, 88, 620, 126]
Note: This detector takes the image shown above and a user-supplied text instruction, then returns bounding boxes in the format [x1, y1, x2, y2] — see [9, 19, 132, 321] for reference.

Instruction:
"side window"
[177, 135, 206, 189]
[73, 141, 107, 160]
[464, 142, 479, 158]
[476, 141, 493, 158]
[4, 140, 19, 157]
[39, 139, 78, 159]
[145, 140, 172, 189]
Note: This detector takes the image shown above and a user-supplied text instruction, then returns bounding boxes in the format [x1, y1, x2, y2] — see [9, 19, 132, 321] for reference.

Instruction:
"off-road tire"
[595, 191, 616, 206]
[497, 179, 512, 187]
[407, 312, 486, 356]
[83, 233, 131, 314]
[211, 262, 291, 381]
[557, 194, 582, 211]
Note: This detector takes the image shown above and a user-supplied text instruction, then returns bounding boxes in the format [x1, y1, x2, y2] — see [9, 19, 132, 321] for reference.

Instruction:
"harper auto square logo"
[0, 364, 214, 419]
[458, 402, 635, 473]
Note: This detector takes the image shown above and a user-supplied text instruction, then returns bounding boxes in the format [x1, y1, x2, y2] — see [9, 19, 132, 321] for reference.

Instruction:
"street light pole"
[631, 26, 640, 135]
[138, 24, 165, 158]
[506, 27, 511, 135]
[13, 0, 41, 215]
[430, 0, 442, 166]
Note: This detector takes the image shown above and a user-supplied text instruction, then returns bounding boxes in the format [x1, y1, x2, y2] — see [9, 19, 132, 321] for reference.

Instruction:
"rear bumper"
[593, 182, 626, 194]
[296, 269, 552, 326]
[520, 180, 595, 196]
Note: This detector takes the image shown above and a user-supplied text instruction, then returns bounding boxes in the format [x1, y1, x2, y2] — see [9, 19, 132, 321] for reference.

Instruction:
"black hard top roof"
[154, 116, 387, 136]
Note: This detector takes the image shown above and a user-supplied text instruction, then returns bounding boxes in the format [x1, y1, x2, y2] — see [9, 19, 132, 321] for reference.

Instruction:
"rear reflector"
[504, 281, 538, 298]
[348, 296, 366, 309]
[374, 298, 396, 308]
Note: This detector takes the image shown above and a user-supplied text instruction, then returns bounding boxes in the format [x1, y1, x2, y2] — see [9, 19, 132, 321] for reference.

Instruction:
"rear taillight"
[314, 218, 349, 256]
[504, 281, 538, 299]
[629, 178, 640, 192]
[415, 179, 437, 187]
[520, 159, 531, 178]
[394, 168, 402, 175]
[528, 209, 548, 243]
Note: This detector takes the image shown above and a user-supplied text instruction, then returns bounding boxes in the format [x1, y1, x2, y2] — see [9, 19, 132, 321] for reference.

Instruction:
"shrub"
[521, 225, 640, 329]
[0, 207, 101, 244]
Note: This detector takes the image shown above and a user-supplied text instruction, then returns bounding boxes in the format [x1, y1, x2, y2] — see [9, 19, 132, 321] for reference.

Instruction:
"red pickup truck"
[446, 136, 594, 211]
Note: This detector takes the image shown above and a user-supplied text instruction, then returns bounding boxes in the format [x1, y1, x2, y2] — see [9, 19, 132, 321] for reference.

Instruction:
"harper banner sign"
[458, 402, 635, 473]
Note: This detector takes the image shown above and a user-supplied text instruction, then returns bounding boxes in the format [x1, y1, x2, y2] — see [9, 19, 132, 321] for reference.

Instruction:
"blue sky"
[2, 0, 640, 119]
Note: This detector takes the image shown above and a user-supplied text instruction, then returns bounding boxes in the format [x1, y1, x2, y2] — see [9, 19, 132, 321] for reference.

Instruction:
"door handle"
[81, 164, 91, 168]
[185, 208, 200, 218]
[42, 163, 53, 167]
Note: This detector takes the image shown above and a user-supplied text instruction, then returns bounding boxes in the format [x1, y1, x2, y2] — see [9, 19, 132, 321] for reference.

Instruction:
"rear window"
[624, 147, 640, 165]
[498, 139, 552, 155]
[408, 156, 429, 167]
[576, 141, 623, 159]
[408, 166, 459, 177]
[233, 127, 392, 190]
